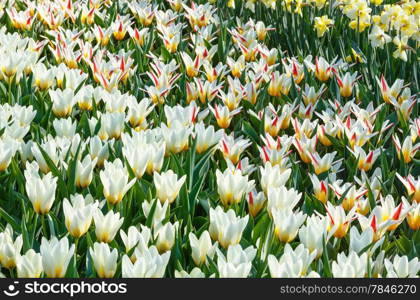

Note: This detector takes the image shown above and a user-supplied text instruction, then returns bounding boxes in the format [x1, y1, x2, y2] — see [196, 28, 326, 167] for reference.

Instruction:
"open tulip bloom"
[0, 0, 418, 281]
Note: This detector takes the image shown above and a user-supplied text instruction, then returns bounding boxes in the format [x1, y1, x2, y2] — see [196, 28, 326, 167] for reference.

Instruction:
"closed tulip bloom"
[142, 199, 170, 228]
[100, 159, 136, 205]
[101, 112, 125, 140]
[53, 117, 76, 138]
[154, 221, 179, 253]
[25, 171, 57, 215]
[392, 135, 420, 164]
[309, 174, 329, 204]
[189, 231, 218, 266]
[332, 251, 368, 278]
[209, 206, 249, 249]
[247, 189, 266, 217]
[175, 268, 207, 278]
[349, 226, 383, 255]
[0, 137, 18, 171]
[268, 244, 319, 278]
[93, 209, 124, 243]
[216, 244, 256, 278]
[89, 136, 110, 168]
[63, 194, 98, 238]
[154, 170, 186, 204]
[267, 186, 301, 216]
[325, 202, 357, 238]
[385, 255, 420, 278]
[194, 122, 224, 154]
[76, 155, 98, 188]
[0, 227, 23, 269]
[260, 163, 291, 195]
[335, 72, 358, 98]
[120, 225, 151, 260]
[299, 215, 329, 258]
[90, 242, 118, 278]
[40, 237, 75, 278]
[49, 88, 75, 117]
[273, 209, 307, 243]
[161, 121, 192, 154]
[402, 198, 420, 230]
[16, 249, 43, 278]
[122, 246, 171, 278]
[216, 169, 254, 206]
[309, 151, 337, 175]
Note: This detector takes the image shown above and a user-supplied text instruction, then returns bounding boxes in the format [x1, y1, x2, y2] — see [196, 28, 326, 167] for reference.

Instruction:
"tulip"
[209, 206, 249, 248]
[189, 231, 218, 266]
[309, 151, 337, 175]
[194, 122, 224, 154]
[268, 244, 319, 278]
[215, 168, 254, 206]
[392, 135, 420, 164]
[247, 189, 266, 217]
[89, 136, 110, 168]
[384, 255, 420, 278]
[260, 163, 291, 195]
[267, 186, 301, 216]
[93, 209, 124, 243]
[299, 215, 329, 258]
[90, 242, 118, 278]
[309, 174, 329, 204]
[63, 194, 98, 238]
[332, 251, 369, 278]
[175, 268, 207, 278]
[142, 199, 169, 228]
[99, 159, 136, 205]
[0, 137, 18, 171]
[25, 171, 57, 215]
[273, 208, 306, 243]
[101, 112, 125, 140]
[154, 221, 179, 253]
[75, 156, 98, 188]
[122, 246, 170, 278]
[53, 117, 76, 138]
[216, 244, 256, 278]
[49, 88, 75, 118]
[0, 227, 22, 269]
[325, 202, 357, 238]
[219, 135, 251, 165]
[154, 170, 186, 204]
[40, 237, 75, 278]
[335, 72, 358, 98]
[16, 249, 43, 278]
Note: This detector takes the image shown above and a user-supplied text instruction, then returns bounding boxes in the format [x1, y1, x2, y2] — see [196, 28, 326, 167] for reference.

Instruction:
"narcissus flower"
[314, 15, 334, 37]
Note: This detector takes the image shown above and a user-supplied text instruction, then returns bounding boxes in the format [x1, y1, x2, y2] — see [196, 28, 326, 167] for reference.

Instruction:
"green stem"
[41, 214, 48, 239]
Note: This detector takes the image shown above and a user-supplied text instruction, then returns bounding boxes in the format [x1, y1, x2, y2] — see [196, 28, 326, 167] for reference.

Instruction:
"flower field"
[0, 0, 419, 278]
